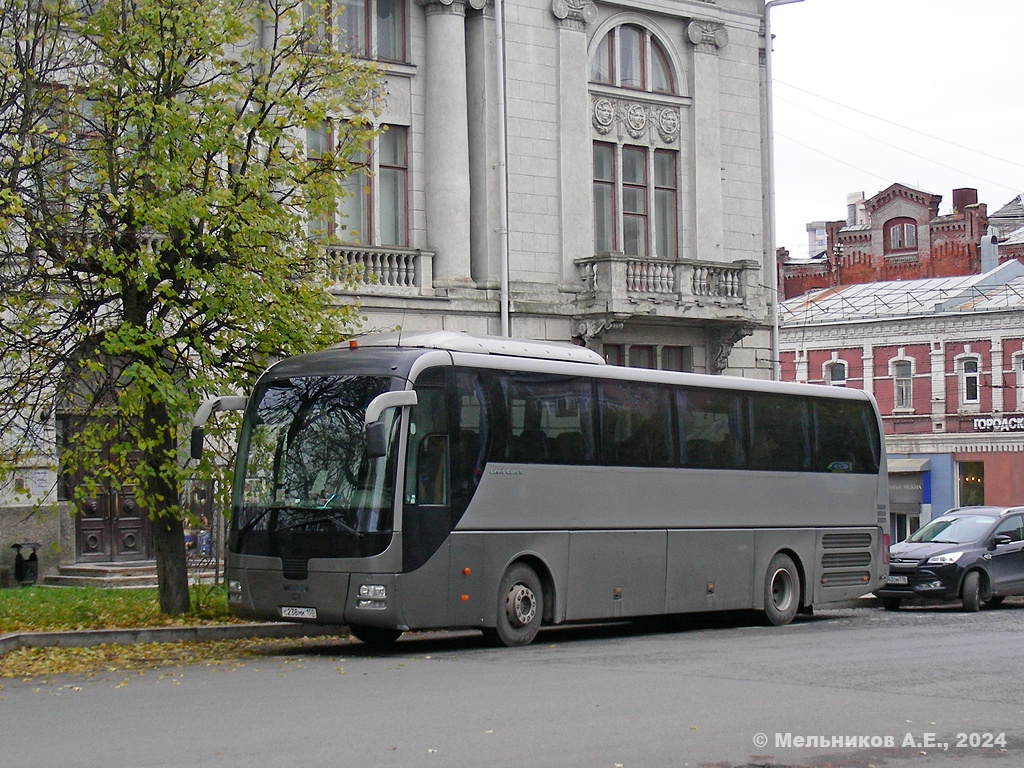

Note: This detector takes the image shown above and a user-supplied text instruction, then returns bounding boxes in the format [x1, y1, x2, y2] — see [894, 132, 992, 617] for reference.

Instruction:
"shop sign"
[973, 415, 1024, 432]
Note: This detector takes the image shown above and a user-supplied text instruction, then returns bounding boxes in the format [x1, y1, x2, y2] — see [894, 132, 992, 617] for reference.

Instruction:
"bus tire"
[494, 563, 543, 647]
[349, 625, 403, 647]
[960, 571, 982, 612]
[763, 553, 800, 626]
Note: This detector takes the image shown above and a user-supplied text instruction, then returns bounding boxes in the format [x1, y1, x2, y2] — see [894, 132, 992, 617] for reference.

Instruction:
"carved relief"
[687, 20, 728, 52]
[591, 98, 681, 144]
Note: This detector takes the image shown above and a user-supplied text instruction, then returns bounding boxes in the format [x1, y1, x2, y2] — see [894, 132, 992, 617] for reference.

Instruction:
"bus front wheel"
[763, 553, 800, 626]
[492, 563, 543, 647]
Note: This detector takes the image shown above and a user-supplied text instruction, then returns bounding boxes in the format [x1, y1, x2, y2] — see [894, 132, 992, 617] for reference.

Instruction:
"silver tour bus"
[192, 331, 889, 647]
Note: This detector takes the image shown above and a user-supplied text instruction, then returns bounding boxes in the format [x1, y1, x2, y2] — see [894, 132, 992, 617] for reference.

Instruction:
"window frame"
[892, 359, 913, 410]
[885, 217, 918, 254]
[590, 24, 675, 95]
[958, 356, 981, 408]
[592, 141, 678, 259]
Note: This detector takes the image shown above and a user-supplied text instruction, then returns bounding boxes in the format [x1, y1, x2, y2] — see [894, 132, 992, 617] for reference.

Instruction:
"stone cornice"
[551, 0, 597, 30]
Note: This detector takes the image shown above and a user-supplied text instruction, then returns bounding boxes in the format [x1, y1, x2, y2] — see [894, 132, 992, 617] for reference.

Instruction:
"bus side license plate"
[887, 575, 908, 585]
[281, 606, 317, 619]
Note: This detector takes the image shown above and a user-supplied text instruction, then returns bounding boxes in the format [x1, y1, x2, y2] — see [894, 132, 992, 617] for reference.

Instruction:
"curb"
[0, 623, 349, 658]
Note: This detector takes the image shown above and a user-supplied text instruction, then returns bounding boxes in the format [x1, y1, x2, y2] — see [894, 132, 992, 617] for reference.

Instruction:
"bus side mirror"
[190, 426, 205, 461]
[363, 390, 418, 458]
[366, 421, 388, 458]
[190, 395, 248, 460]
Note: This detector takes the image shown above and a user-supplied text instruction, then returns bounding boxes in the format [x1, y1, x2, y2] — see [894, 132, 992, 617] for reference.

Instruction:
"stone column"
[466, 1, 500, 288]
[553, 0, 597, 285]
[417, 0, 476, 288]
[687, 19, 728, 262]
[991, 338, 1004, 413]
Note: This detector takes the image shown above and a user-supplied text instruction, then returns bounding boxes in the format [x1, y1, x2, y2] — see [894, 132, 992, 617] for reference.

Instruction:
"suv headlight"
[926, 552, 964, 565]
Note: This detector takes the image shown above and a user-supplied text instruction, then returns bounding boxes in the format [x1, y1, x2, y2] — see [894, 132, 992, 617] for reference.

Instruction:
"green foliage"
[0, 585, 232, 633]
[0, 0, 381, 612]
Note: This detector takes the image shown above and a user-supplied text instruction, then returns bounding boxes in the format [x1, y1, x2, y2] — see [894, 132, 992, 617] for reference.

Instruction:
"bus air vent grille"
[821, 532, 872, 549]
[282, 558, 309, 580]
[822, 552, 872, 568]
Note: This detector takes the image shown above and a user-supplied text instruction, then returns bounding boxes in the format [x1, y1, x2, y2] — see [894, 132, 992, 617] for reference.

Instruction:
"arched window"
[590, 25, 675, 94]
[959, 357, 980, 406]
[891, 360, 913, 409]
[885, 217, 918, 253]
[824, 361, 846, 387]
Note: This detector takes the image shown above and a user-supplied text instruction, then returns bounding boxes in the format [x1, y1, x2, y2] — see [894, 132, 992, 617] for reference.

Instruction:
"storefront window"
[958, 460, 984, 506]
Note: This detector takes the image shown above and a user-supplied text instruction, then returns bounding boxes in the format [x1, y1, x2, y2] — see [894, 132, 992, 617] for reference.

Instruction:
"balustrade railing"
[577, 253, 755, 305]
[325, 245, 432, 293]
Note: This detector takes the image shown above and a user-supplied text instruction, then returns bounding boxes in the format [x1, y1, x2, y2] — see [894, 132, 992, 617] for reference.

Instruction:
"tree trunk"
[153, 513, 190, 614]
[142, 396, 191, 615]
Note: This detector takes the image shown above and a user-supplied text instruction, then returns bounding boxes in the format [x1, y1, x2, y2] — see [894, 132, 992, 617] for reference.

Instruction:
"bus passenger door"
[401, 384, 454, 626]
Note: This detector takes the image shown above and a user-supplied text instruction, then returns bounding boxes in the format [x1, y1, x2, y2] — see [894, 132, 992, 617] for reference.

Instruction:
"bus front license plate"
[886, 575, 908, 585]
[281, 606, 317, 619]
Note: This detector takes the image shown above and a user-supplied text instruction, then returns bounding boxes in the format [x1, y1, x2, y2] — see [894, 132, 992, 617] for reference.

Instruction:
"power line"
[775, 132, 892, 184]
[775, 93, 1023, 195]
[775, 79, 1024, 172]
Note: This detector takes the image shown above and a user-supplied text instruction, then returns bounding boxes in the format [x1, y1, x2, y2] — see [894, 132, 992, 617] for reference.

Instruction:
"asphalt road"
[3, 601, 1024, 768]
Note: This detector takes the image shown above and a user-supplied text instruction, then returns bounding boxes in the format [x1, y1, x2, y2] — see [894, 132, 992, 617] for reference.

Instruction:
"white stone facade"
[335, 0, 774, 377]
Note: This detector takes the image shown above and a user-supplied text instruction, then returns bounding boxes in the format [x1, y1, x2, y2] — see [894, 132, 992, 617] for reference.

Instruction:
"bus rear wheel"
[492, 563, 543, 647]
[349, 625, 403, 647]
[763, 553, 800, 626]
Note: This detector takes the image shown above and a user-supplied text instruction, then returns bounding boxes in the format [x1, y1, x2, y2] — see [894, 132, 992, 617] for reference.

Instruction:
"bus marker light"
[349, 339, 359, 349]
[461, 595, 469, 601]
[463, 568, 471, 576]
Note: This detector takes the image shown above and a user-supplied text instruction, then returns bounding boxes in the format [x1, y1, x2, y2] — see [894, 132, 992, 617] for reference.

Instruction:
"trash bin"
[11, 543, 41, 586]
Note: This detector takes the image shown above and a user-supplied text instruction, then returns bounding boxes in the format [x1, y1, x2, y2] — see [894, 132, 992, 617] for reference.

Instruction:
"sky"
[768, 0, 1024, 260]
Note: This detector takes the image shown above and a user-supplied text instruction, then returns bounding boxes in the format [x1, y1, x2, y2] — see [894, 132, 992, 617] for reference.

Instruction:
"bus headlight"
[228, 580, 243, 603]
[357, 584, 387, 609]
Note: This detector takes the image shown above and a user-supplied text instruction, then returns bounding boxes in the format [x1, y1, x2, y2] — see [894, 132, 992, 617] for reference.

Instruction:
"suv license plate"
[887, 575, 908, 585]
[281, 606, 317, 619]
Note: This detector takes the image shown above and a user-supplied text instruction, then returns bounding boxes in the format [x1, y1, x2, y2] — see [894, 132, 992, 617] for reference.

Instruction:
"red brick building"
[779, 184, 1003, 300]
[779, 260, 1024, 542]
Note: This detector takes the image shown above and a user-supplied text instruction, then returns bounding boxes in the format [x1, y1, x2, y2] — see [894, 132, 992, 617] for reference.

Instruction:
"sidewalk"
[0, 622, 349, 657]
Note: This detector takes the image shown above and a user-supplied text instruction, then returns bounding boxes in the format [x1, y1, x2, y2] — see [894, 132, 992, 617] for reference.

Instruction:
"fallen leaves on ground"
[0, 636, 344, 680]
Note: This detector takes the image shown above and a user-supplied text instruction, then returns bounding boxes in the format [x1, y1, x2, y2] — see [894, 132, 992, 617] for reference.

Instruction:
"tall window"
[1016, 353, 1024, 411]
[306, 124, 408, 247]
[331, 0, 406, 62]
[960, 358, 980, 405]
[590, 24, 675, 94]
[893, 360, 913, 409]
[592, 142, 678, 258]
[622, 146, 648, 257]
[885, 217, 917, 253]
[593, 143, 616, 253]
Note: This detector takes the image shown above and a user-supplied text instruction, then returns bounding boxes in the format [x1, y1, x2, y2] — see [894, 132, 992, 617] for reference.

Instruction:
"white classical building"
[1, 0, 780, 580]
[331, 0, 775, 376]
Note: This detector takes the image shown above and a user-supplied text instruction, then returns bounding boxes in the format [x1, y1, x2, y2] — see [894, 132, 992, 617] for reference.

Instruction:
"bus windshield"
[229, 375, 399, 561]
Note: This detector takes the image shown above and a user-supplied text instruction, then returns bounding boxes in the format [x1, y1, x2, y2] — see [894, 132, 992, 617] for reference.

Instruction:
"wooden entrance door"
[75, 484, 150, 562]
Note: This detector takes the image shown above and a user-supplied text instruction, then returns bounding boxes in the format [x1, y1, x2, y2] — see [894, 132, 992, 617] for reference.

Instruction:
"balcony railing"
[325, 244, 434, 295]
[577, 252, 761, 312]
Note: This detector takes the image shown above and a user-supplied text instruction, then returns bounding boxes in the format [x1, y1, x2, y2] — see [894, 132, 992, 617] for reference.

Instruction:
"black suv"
[876, 506, 1024, 611]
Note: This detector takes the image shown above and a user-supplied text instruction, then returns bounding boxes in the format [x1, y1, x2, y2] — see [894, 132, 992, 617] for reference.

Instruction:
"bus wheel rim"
[771, 568, 794, 610]
[506, 584, 537, 627]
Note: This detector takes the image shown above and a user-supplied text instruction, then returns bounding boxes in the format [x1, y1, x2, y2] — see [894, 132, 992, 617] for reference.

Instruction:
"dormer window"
[885, 217, 917, 253]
